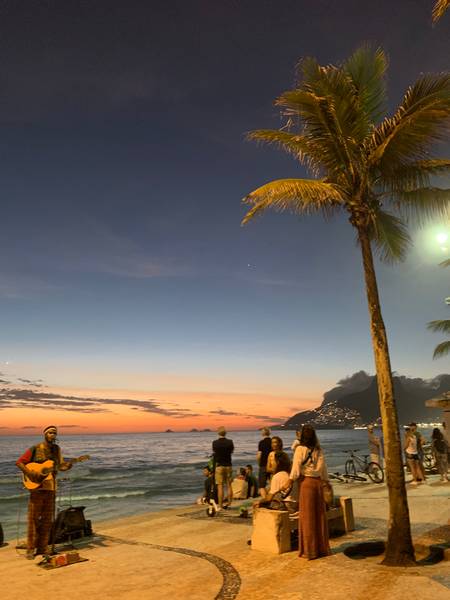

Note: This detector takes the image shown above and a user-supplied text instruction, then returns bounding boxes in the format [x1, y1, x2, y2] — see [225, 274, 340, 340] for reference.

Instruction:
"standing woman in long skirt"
[286, 424, 331, 559]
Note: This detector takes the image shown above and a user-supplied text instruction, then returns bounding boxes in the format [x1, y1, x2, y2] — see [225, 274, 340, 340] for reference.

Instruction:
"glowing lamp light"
[436, 232, 448, 244]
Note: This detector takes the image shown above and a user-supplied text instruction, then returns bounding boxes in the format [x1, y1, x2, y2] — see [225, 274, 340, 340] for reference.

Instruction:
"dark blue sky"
[0, 1, 449, 431]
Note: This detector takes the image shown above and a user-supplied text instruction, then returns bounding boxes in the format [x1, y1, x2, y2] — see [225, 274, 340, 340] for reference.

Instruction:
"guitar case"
[51, 507, 93, 543]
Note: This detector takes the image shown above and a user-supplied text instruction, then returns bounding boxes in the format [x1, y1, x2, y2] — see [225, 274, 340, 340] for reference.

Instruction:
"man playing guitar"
[16, 425, 72, 559]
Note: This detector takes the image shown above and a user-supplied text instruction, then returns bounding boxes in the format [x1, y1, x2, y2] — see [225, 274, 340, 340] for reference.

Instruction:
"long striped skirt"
[298, 477, 331, 559]
[27, 489, 55, 554]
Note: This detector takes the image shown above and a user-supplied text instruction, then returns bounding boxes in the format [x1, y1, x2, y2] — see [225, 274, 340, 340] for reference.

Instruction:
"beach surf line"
[102, 534, 241, 600]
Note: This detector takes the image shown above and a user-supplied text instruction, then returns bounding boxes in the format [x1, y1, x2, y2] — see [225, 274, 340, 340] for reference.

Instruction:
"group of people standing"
[208, 421, 449, 560]
[404, 423, 449, 484]
[367, 422, 449, 484]
[208, 425, 331, 560]
[256, 426, 331, 560]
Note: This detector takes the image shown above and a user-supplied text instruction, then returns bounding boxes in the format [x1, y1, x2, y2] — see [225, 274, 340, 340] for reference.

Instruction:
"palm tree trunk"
[357, 226, 416, 566]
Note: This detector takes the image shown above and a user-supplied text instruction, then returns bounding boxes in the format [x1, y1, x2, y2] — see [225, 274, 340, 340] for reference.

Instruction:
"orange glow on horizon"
[0, 383, 320, 435]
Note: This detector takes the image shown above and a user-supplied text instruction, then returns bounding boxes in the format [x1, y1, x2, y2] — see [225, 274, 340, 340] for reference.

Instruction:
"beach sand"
[1, 476, 449, 600]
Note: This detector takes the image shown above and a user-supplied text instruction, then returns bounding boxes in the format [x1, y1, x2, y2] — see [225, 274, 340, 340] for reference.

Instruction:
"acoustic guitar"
[22, 455, 90, 490]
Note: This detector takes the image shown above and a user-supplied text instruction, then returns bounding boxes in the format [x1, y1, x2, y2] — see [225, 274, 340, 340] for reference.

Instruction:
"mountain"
[282, 372, 448, 429]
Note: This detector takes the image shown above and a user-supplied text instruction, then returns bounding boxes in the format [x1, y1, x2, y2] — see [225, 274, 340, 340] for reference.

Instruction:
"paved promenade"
[1, 475, 449, 600]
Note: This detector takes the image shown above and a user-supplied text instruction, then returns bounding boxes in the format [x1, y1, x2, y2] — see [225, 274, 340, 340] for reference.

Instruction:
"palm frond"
[276, 89, 359, 182]
[379, 159, 450, 192]
[432, 341, 450, 359]
[391, 187, 450, 225]
[246, 130, 321, 174]
[432, 0, 449, 22]
[439, 258, 450, 267]
[241, 179, 344, 225]
[281, 58, 375, 175]
[428, 319, 450, 334]
[343, 46, 388, 125]
[369, 209, 412, 262]
[367, 73, 450, 171]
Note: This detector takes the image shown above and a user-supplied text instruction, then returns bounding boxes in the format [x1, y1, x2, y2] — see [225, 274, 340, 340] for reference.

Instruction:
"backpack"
[207, 455, 215, 472]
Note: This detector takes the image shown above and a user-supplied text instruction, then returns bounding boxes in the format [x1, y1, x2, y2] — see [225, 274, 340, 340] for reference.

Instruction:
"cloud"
[0, 272, 61, 300]
[0, 220, 192, 300]
[209, 408, 284, 423]
[20, 426, 40, 429]
[0, 64, 182, 125]
[18, 378, 44, 387]
[0, 386, 200, 418]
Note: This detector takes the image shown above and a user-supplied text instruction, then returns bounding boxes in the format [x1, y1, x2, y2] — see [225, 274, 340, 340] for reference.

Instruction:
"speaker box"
[51, 506, 92, 543]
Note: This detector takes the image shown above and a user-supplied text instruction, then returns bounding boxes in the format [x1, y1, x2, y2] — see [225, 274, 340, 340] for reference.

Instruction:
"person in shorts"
[257, 427, 272, 498]
[212, 426, 234, 509]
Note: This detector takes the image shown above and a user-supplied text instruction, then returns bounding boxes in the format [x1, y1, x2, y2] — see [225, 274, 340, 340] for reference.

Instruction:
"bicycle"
[421, 444, 436, 473]
[329, 472, 345, 483]
[343, 449, 384, 483]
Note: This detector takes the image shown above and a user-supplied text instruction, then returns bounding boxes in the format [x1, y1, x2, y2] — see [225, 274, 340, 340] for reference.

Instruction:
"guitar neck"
[61, 455, 90, 469]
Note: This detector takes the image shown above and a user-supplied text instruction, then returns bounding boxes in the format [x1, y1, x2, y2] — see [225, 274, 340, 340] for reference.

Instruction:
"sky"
[0, 0, 449, 435]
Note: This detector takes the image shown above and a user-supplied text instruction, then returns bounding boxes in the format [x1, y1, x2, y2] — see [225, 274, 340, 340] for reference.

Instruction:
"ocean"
[0, 429, 371, 542]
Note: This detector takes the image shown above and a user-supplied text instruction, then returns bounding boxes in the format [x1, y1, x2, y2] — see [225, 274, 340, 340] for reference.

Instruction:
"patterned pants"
[27, 490, 55, 554]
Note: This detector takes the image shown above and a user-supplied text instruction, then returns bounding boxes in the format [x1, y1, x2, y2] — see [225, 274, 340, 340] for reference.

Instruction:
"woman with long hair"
[431, 428, 449, 482]
[266, 436, 283, 475]
[253, 451, 298, 512]
[285, 425, 331, 559]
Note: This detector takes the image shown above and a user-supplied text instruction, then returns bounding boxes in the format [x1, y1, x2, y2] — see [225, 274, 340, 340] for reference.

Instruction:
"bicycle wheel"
[330, 472, 345, 482]
[423, 452, 436, 473]
[345, 459, 356, 477]
[367, 462, 384, 483]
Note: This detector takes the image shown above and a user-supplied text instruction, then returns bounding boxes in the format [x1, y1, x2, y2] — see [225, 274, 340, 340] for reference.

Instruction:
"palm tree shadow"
[55, 533, 110, 552]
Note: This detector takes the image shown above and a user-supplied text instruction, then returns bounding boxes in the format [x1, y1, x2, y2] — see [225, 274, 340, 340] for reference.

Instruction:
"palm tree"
[242, 47, 450, 566]
[433, 0, 449, 22]
[428, 259, 450, 356]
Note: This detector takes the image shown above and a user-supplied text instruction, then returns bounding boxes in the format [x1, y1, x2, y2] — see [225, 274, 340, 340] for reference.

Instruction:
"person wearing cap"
[16, 425, 72, 559]
[212, 426, 234, 510]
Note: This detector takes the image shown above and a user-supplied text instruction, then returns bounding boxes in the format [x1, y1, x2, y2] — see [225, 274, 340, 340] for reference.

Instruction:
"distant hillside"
[283, 372, 449, 429]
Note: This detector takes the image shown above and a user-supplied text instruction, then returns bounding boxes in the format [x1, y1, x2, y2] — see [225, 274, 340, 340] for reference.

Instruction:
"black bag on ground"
[51, 506, 92, 543]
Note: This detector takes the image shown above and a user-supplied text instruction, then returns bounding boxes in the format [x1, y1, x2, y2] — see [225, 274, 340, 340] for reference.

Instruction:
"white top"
[231, 478, 248, 499]
[404, 434, 418, 455]
[291, 439, 301, 452]
[269, 470, 297, 503]
[290, 445, 329, 482]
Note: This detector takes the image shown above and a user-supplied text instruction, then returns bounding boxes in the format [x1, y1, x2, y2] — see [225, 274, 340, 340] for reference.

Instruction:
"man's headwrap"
[43, 425, 57, 435]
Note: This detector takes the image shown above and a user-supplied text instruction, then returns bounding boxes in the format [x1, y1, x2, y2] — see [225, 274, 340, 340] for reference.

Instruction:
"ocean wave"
[76, 472, 134, 482]
[58, 490, 147, 501]
[0, 492, 28, 501]
[76, 463, 202, 480]
[0, 477, 21, 485]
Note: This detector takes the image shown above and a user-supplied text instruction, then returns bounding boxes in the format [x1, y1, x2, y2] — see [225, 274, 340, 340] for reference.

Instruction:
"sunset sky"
[1, 1, 449, 434]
